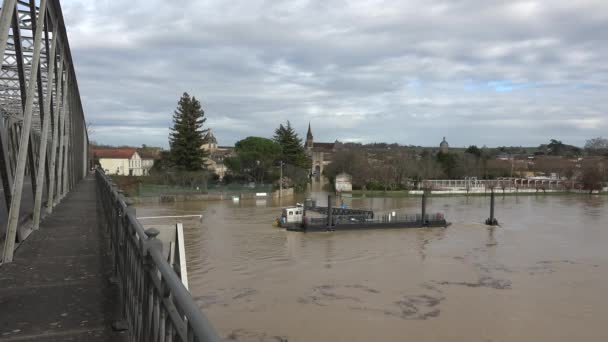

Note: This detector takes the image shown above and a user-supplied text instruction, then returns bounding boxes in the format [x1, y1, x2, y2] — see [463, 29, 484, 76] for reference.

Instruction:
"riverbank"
[350, 189, 606, 198]
[108, 175, 295, 203]
[128, 187, 294, 204]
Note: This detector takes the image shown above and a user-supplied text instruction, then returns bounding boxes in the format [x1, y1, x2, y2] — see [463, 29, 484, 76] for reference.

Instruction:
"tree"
[324, 148, 371, 188]
[152, 151, 173, 173]
[169, 92, 207, 171]
[585, 137, 608, 156]
[282, 164, 310, 191]
[436, 151, 459, 179]
[547, 139, 564, 156]
[273, 121, 310, 169]
[460, 152, 482, 178]
[225, 136, 282, 184]
[540, 139, 581, 157]
[465, 145, 482, 159]
[580, 163, 603, 193]
[415, 151, 444, 180]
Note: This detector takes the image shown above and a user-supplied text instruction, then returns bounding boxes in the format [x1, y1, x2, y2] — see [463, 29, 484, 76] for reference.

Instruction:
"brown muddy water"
[136, 190, 608, 342]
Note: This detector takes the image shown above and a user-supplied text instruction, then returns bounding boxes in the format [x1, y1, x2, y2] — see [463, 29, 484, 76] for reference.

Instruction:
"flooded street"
[136, 190, 608, 342]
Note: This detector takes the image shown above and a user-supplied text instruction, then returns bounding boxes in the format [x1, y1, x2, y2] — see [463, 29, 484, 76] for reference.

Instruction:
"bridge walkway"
[0, 176, 121, 341]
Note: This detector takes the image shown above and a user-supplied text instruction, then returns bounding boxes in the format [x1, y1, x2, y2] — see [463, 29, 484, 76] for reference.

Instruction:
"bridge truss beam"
[0, 0, 88, 263]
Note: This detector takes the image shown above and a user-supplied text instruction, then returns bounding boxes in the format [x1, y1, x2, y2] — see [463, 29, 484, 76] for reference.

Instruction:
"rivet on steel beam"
[145, 227, 159, 239]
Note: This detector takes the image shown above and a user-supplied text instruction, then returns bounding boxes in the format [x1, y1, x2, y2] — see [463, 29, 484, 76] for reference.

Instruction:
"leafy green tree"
[151, 151, 173, 173]
[169, 92, 208, 171]
[225, 137, 282, 183]
[540, 139, 581, 157]
[273, 121, 310, 168]
[547, 139, 564, 156]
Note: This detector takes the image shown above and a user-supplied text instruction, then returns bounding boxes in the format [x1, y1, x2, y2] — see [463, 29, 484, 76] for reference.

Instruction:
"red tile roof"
[138, 151, 159, 159]
[93, 148, 137, 159]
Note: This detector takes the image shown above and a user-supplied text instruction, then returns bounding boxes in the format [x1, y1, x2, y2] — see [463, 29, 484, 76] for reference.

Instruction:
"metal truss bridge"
[0, 1, 219, 341]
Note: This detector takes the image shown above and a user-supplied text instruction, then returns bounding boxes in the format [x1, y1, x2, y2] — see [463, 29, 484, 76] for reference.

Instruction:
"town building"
[305, 123, 336, 176]
[137, 151, 157, 176]
[335, 172, 353, 192]
[201, 129, 234, 180]
[93, 148, 143, 176]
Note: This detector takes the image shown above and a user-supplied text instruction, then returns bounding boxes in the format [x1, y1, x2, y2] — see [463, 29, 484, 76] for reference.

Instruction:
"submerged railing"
[308, 213, 446, 227]
[96, 169, 220, 342]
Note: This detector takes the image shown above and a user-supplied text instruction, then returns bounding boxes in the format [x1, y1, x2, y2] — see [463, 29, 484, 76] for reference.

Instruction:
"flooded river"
[136, 190, 608, 341]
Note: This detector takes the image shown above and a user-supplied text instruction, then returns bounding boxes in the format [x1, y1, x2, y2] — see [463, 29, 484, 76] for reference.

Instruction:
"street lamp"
[255, 160, 260, 184]
[279, 160, 284, 198]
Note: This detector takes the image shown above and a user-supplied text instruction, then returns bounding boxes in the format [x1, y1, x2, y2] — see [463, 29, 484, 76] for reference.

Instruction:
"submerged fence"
[308, 213, 445, 227]
[1, 0, 88, 262]
[96, 169, 220, 342]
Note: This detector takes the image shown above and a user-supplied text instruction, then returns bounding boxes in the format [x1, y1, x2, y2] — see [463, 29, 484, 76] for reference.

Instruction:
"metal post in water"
[421, 191, 427, 226]
[486, 189, 498, 226]
[490, 190, 495, 222]
[327, 195, 333, 230]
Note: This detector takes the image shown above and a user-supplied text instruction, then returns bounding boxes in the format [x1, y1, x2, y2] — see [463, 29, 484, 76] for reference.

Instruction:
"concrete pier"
[0, 177, 119, 341]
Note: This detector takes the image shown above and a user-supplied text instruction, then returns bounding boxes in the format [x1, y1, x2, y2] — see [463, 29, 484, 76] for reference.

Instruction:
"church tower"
[305, 122, 314, 150]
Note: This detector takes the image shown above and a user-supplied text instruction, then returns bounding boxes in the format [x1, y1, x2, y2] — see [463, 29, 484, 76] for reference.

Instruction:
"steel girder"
[0, 0, 88, 263]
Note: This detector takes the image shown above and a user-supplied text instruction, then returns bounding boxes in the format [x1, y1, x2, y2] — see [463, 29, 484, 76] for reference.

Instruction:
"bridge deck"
[0, 176, 120, 341]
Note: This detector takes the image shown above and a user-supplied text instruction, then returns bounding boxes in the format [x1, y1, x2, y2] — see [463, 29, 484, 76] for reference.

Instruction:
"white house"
[335, 172, 353, 192]
[93, 148, 144, 176]
[138, 151, 157, 176]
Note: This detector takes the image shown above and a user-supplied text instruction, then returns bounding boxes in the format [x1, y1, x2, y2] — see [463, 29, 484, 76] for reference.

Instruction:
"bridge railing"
[96, 169, 220, 342]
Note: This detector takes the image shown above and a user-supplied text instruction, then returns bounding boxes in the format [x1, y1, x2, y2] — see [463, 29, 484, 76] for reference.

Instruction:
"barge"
[277, 194, 450, 232]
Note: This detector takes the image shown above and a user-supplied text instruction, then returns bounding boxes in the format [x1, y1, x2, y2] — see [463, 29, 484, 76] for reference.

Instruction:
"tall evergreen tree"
[169, 92, 208, 171]
[273, 121, 310, 168]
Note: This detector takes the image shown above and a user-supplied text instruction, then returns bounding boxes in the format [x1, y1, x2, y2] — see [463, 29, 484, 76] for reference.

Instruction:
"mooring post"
[421, 191, 427, 226]
[301, 199, 307, 230]
[327, 195, 333, 229]
[490, 190, 495, 222]
[486, 189, 498, 226]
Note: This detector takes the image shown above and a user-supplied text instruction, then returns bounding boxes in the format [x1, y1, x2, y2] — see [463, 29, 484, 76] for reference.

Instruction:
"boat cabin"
[281, 205, 303, 225]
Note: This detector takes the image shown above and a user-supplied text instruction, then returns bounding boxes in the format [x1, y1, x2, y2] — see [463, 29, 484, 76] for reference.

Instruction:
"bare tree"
[580, 162, 603, 193]
[585, 137, 608, 151]
[325, 148, 371, 188]
[86, 121, 94, 136]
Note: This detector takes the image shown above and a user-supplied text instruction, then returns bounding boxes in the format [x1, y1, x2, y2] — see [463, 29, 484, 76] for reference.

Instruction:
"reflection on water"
[136, 193, 608, 342]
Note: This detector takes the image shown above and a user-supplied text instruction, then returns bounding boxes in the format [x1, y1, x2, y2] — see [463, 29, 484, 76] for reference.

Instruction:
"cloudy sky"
[62, 0, 608, 148]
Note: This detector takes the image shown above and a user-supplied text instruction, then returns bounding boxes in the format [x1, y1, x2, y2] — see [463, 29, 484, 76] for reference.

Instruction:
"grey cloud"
[62, 0, 608, 148]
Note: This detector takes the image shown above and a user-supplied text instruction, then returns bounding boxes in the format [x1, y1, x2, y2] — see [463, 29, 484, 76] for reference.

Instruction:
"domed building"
[440, 137, 449, 153]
